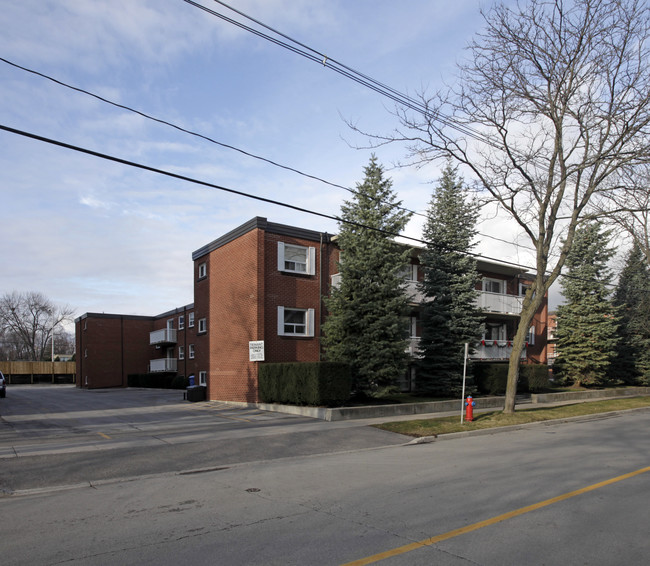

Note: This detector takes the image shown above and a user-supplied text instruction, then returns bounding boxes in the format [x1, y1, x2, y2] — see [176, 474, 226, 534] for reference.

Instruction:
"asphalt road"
[2, 386, 650, 565]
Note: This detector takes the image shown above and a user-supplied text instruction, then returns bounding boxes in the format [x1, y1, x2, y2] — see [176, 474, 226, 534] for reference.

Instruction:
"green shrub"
[127, 373, 176, 389]
[521, 364, 550, 392]
[171, 375, 189, 389]
[474, 363, 549, 395]
[259, 362, 351, 406]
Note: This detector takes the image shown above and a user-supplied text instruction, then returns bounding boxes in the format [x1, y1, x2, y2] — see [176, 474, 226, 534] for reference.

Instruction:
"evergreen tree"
[323, 156, 412, 397]
[554, 222, 620, 386]
[416, 163, 483, 396]
[612, 244, 650, 385]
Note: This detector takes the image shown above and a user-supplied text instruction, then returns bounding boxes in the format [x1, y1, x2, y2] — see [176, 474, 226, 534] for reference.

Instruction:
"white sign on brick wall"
[249, 340, 265, 362]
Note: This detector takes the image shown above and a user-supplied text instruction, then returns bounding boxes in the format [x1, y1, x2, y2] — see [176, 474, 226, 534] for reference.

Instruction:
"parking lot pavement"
[0, 385, 316, 455]
[0, 385, 407, 494]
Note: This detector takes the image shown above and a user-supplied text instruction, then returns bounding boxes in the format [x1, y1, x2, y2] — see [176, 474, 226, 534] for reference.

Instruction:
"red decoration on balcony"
[481, 339, 486, 346]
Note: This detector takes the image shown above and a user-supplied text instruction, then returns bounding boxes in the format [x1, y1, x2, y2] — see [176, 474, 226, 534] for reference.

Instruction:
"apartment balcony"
[150, 328, 177, 346]
[470, 340, 527, 361]
[402, 280, 425, 304]
[476, 291, 524, 316]
[150, 358, 178, 373]
[331, 274, 424, 304]
[405, 337, 421, 357]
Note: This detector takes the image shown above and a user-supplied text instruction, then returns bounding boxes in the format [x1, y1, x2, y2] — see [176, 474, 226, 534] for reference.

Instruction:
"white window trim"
[198, 262, 207, 279]
[409, 316, 418, 338]
[199, 371, 207, 386]
[400, 264, 418, 281]
[277, 306, 315, 337]
[484, 323, 507, 342]
[188, 312, 195, 328]
[198, 318, 207, 334]
[482, 277, 505, 294]
[178, 346, 185, 360]
[179, 315, 185, 330]
[278, 242, 316, 275]
[189, 344, 195, 359]
[528, 326, 536, 345]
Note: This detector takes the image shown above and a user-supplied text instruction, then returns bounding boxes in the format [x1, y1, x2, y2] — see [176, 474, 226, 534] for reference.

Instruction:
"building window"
[528, 326, 536, 345]
[178, 346, 185, 360]
[199, 371, 207, 386]
[198, 262, 207, 279]
[485, 323, 507, 342]
[408, 316, 418, 338]
[278, 242, 315, 275]
[179, 315, 185, 330]
[198, 318, 207, 334]
[189, 344, 195, 359]
[400, 264, 418, 281]
[188, 312, 195, 328]
[483, 278, 504, 294]
[277, 306, 315, 337]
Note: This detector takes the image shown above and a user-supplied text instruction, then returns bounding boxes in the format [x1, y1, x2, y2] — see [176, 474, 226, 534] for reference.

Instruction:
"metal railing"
[476, 292, 524, 315]
[149, 328, 177, 345]
[149, 358, 178, 373]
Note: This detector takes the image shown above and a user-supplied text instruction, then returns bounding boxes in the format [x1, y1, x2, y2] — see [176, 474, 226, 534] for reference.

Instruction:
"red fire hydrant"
[465, 396, 476, 422]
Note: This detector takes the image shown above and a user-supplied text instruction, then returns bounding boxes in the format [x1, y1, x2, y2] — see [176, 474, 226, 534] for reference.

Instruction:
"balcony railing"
[405, 337, 421, 356]
[150, 358, 178, 373]
[470, 340, 526, 361]
[476, 292, 524, 315]
[402, 280, 425, 304]
[404, 337, 526, 362]
[150, 328, 177, 345]
[331, 273, 424, 303]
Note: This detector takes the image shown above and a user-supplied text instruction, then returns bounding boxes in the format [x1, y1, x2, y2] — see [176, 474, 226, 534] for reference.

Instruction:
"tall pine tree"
[416, 163, 483, 396]
[612, 244, 650, 385]
[323, 156, 412, 397]
[554, 222, 620, 386]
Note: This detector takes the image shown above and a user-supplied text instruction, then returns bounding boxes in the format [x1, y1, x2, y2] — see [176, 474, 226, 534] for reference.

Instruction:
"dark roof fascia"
[154, 303, 195, 319]
[75, 304, 195, 324]
[192, 217, 333, 260]
[75, 312, 156, 323]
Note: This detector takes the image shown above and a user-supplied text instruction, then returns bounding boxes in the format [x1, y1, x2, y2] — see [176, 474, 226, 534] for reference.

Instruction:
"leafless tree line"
[0, 291, 75, 361]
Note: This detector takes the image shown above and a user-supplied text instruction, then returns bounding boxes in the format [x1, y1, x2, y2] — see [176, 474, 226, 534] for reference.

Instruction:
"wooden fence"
[0, 361, 76, 384]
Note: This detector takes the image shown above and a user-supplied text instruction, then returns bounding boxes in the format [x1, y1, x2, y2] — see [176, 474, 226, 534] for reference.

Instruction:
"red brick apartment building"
[76, 217, 547, 402]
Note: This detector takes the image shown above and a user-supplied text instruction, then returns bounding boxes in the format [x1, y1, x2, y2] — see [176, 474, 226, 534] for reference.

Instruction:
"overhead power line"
[0, 56, 537, 254]
[186, 0, 496, 146]
[1, 125, 634, 292]
[0, 123, 537, 272]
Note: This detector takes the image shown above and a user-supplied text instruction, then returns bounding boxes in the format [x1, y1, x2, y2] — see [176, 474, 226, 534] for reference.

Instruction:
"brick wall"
[200, 228, 262, 402]
[76, 315, 153, 388]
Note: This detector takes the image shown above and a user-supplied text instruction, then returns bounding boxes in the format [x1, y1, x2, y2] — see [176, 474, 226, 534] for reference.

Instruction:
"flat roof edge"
[192, 217, 332, 260]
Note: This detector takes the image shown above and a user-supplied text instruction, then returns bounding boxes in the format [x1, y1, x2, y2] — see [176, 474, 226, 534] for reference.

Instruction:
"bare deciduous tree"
[0, 291, 75, 361]
[354, 0, 650, 412]
[597, 167, 650, 266]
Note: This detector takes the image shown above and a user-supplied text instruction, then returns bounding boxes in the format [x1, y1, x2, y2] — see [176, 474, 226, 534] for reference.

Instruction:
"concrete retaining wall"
[255, 396, 505, 421]
[253, 387, 650, 421]
[531, 387, 650, 404]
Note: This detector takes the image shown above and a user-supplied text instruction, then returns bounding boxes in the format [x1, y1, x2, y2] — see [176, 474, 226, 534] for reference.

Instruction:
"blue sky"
[1, 0, 545, 322]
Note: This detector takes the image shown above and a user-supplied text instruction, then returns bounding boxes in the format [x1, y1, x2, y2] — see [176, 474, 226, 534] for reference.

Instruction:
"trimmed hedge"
[474, 363, 550, 395]
[258, 362, 351, 406]
[128, 373, 188, 389]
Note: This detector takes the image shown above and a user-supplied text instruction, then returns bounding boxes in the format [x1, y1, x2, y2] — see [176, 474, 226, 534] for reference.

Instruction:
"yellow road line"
[342, 465, 650, 566]
[96, 432, 111, 440]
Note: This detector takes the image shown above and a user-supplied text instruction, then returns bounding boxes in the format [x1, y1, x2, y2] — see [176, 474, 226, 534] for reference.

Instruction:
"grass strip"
[374, 396, 650, 437]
